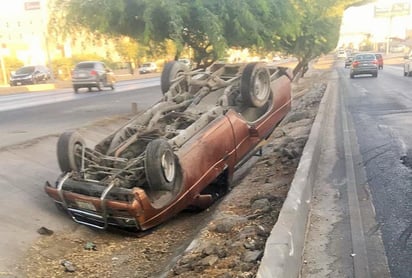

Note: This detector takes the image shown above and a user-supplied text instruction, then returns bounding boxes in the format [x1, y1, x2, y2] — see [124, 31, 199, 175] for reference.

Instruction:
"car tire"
[145, 139, 178, 191]
[73, 86, 79, 93]
[97, 80, 103, 91]
[350, 73, 355, 79]
[57, 131, 85, 173]
[161, 61, 189, 94]
[373, 72, 378, 78]
[241, 62, 271, 108]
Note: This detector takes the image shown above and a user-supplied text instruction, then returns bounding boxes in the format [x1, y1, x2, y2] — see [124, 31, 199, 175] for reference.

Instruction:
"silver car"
[71, 61, 115, 93]
[349, 53, 378, 78]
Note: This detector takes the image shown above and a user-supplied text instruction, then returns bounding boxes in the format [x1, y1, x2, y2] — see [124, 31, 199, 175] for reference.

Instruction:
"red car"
[375, 53, 383, 69]
[45, 61, 292, 231]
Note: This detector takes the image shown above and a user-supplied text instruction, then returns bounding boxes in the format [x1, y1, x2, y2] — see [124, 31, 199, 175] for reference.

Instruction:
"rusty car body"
[44, 61, 292, 231]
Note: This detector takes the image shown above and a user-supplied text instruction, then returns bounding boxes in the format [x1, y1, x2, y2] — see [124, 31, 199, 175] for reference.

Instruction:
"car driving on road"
[344, 53, 357, 68]
[45, 61, 293, 231]
[403, 51, 412, 76]
[71, 61, 115, 93]
[375, 53, 383, 69]
[350, 53, 378, 78]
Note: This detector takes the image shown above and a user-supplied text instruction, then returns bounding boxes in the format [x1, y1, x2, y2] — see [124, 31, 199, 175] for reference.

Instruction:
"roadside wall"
[257, 72, 336, 278]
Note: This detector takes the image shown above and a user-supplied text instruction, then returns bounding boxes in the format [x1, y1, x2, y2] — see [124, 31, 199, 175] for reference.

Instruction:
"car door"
[177, 115, 237, 194]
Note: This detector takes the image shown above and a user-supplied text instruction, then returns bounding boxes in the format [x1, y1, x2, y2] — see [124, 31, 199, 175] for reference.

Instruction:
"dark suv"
[71, 61, 115, 93]
[9, 65, 50, 86]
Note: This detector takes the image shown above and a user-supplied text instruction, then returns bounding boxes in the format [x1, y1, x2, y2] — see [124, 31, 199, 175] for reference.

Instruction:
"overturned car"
[45, 61, 292, 231]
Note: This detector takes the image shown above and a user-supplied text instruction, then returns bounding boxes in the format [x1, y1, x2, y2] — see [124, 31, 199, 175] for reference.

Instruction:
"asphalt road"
[0, 78, 161, 148]
[0, 79, 162, 274]
[338, 62, 412, 278]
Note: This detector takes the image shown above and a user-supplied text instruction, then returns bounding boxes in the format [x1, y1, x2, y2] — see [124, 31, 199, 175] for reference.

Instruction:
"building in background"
[339, 0, 412, 52]
[0, 1, 122, 68]
[0, 0, 48, 65]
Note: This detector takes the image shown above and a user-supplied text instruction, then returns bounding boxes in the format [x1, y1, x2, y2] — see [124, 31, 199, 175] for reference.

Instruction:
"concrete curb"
[257, 73, 336, 278]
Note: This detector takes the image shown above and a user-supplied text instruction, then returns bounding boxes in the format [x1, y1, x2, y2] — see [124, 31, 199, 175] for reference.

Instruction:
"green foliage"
[4, 56, 24, 72]
[116, 38, 140, 62]
[52, 0, 372, 72]
[1, 56, 24, 83]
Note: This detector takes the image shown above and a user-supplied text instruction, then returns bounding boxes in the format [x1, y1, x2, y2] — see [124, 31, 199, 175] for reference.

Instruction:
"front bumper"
[10, 78, 33, 86]
[45, 174, 143, 230]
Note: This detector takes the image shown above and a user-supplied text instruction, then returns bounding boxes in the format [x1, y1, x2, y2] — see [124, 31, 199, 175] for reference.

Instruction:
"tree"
[52, 0, 372, 72]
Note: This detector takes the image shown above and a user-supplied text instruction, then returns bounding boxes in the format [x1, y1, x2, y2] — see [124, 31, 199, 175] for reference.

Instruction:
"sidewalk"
[301, 71, 390, 277]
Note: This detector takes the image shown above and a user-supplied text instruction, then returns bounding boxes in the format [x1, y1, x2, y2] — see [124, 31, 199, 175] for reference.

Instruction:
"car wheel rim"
[254, 71, 270, 101]
[161, 149, 175, 183]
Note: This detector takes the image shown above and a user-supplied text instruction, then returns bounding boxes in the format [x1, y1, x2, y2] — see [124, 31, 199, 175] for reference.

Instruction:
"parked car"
[403, 51, 412, 76]
[375, 53, 383, 69]
[71, 61, 115, 93]
[350, 53, 378, 78]
[44, 61, 293, 231]
[9, 65, 50, 86]
[138, 62, 157, 74]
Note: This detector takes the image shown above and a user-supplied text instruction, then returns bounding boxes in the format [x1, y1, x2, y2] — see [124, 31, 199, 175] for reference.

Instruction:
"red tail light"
[90, 70, 97, 76]
[352, 61, 359, 67]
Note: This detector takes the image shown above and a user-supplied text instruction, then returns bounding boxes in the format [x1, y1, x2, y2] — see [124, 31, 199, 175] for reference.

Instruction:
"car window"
[356, 54, 375, 60]
[94, 63, 104, 70]
[142, 63, 152, 67]
[75, 63, 95, 69]
[16, 66, 35, 74]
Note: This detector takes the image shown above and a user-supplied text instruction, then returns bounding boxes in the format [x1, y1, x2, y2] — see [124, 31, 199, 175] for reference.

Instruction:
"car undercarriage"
[45, 61, 292, 230]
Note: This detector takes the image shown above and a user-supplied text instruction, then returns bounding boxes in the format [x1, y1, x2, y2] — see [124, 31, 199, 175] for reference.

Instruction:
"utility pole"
[374, 2, 411, 54]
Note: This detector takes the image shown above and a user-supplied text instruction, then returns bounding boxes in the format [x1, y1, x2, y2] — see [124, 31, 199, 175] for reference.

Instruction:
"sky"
[341, 0, 412, 41]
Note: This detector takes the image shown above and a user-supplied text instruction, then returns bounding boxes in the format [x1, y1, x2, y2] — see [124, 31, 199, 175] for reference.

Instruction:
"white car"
[404, 52, 412, 76]
[337, 49, 347, 59]
[138, 62, 157, 74]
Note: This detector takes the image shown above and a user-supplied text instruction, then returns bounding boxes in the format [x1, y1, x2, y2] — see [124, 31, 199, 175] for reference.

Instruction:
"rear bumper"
[72, 80, 99, 87]
[350, 67, 378, 75]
